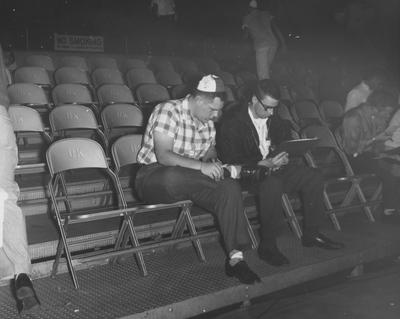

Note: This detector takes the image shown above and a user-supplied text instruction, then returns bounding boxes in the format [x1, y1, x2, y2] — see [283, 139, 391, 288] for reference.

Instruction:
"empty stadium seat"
[96, 84, 135, 108]
[24, 54, 55, 71]
[101, 104, 143, 144]
[301, 124, 382, 230]
[91, 68, 125, 87]
[54, 67, 91, 87]
[126, 68, 156, 90]
[195, 57, 221, 74]
[57, 55, 89, 71]
[291, 99, 325, 128]
[173, 58, 200, 75]
[52, 83, 99, 114]
[218, 71, 237, 88]
[13, 66, 52, 88]
[155, 70, 183, 89]
[135, 83, 170, 105]
[8, 83, 52, 112]
[319, 100, 344, 129]
[122, 58, 147, 71]
[149, 57, 175, 73]
[170, 83, 191, 99]
[90, 56, 119, 70]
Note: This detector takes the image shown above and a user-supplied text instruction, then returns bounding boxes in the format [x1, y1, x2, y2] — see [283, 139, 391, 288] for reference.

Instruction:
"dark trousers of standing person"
[349, 152, 400, 210]
[241, 165, 324, 248]
[135, 163, 252, 254]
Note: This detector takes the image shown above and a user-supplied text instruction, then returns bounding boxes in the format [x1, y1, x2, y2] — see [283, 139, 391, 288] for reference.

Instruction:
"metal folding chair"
[111, 134, 206, 276]
[291, 99, 325, 129]
[9, 105, 52, 174]
[172, 58, 199, 76]
[8, 83, 52, 113]
[126, 68, 156, 90]
[52, 83, 99, 115]
[101, 104, 143, 145]
[218, 71, 237, 88]
[91, 68, 125, 88]
[54, 67, 91, 87]
[122, 58, 147, 71]
[235, 71, 257, 87]
[90, 56, 118, 70]
[277, 101, 301, 136]
[155, 70, 183, 89]
[14, 66, 52, 89]
[135, 83, 170, 106]
[301, 124, 382, 230]
[149, 57, 175, 73]
[319, 100, 344, 129]
[46, 138, 142, 289]
[195, 57, 221, 74]
[49, 104, 108, 151]
[25, 54, 55, 71]
[96, 84, 135, 108]
[170, 83, 191, 100]
[57, 55, 89, 71]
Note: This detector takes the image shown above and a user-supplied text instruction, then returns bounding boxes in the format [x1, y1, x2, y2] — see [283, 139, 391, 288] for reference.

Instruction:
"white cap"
[249, 0, 258, 8]
[196, 75, 225, 93]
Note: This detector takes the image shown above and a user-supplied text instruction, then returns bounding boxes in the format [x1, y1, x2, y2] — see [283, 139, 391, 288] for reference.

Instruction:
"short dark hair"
[254, 79, 281, 101]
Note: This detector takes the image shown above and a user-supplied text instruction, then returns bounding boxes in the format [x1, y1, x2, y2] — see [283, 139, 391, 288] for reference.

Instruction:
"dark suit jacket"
[217, 105, 292, 168]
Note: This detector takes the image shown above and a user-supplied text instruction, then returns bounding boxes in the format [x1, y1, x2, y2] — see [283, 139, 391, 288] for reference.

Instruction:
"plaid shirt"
[137, 97, 215, 164]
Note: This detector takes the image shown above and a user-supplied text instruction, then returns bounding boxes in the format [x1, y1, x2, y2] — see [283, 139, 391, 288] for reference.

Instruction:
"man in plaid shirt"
[136, 75, 260, 284]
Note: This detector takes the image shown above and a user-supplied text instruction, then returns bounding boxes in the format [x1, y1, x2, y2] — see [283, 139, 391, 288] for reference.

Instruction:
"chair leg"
[323, 189, 341, 231]
[183, 207, 206, 262]
[355, 183, 375, 222]
[244, 208, 258, 249]
[281, 194, 302, 239]
[171, 210, 187, 239]
[126, 216, 148, 276]
[52, 237, 64, 277]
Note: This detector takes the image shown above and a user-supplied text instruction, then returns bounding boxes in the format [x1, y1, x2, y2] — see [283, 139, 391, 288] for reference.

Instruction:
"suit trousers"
[135, 163, 252, 254]
[242, 165, 324, 245]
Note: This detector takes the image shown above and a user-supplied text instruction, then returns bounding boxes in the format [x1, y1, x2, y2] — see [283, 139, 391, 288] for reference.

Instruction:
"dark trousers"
[242, 165, 324, 246]
[135, 163, 251, 254]
[349, 153, 400, 209]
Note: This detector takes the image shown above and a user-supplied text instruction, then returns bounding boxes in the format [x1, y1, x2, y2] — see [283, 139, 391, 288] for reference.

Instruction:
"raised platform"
[1, 215, 400, 319]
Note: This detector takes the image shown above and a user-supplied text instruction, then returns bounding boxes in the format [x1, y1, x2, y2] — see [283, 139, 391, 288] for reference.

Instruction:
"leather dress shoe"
[225, 260, 261, 284]
[14, 273, 40, 313]
[258, 246, 290, 266]
[302, 233, 345, 250]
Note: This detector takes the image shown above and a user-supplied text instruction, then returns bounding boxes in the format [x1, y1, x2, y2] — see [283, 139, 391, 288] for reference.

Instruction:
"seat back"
[49, 104, 99, 132]
[126, 68, 156, 89]
[14, 66, 52, 87]
[111, 134, 143, 173]
[196, 58, 221, 74]
[8, 83, 49, 106]
[101, 104, 143, 142]
[25, 54, 55, 71]
[292, 99, 324, 128]
[92, 68, 125, 87]
[52, 83, 94, 106]
[135, 83, 170, 105]
[218, 71, 236, 87]
[97, 84, 135, 107]
[170, 83, 191, 99]
[149, 57, 175, 73]
[90, 57, 118, 70]
[319, 100, 344, 127]
[173, 58, 199, 75]
[57, 56, 89, 71]
[156, 70, 183, 88]
[235, 71, 257, 87]
[46, 138, 108, 175]
[54, 67, 91, 86]
[123, 58, 147, 71]
[9, 105, 46, 133]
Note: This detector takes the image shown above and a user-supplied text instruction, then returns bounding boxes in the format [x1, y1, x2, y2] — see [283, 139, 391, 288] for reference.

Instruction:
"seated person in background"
[217, 79, 344, 267]
[344, 70, 383, 112]
[0, 105, 40, 313]
[342, 89, 400, 215]
[135, 75, 260, 284]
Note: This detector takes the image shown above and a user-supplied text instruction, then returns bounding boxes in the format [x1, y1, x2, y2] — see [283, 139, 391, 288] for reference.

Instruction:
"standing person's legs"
[267, 45, 278, 71]
[255, 47, 270, 80]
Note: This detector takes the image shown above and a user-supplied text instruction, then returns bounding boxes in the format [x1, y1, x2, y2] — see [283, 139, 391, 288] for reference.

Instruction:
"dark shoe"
[225, 260, 261, 284]
[302, 233, 345, 250]
[258, 246, 290, 266]
[14, 273, 40, 314]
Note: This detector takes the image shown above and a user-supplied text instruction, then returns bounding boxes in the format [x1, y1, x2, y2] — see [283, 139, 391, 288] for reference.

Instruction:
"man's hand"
[200, 161, 224, 181]
[258, 152, 289, 170]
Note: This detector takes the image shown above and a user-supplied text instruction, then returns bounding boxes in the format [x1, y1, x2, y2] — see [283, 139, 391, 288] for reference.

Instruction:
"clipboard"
[273, 138, 319, 156]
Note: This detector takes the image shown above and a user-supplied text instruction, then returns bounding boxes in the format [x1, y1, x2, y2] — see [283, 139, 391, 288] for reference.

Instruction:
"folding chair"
[301, 124, 382, 230]
[126, 68, 156, 90]
[13, 66, 52, 88]
[101, 104, 143, 145]
[218, 71, 237, 88]
[52, 83, 99, 115]
[91, 68, 125, 88]
[277, 101, 301, 135]
[96, 84, 136, 108]
[135, 83, 170, 106]
[54, 67, 91, 87]
[90, 56, 118, 70]
[111, 134, 206, 276]
[173, 58, 199, 76]
[149, 57, 175, 73]
[24, 54, 55, 71]
[319, 100, 344, 129]
[235, 71, 257, 87]
[291, 99, 325, 129]
[122, 58, 147, 71]
[170, 83, 191, 99]
[49, 104, 108, 151]
[195, 58, 221, 74]
[9, 106, 52, 174]
[8, 83, 52, 113]
[46, 138, 143, 289]
[155, 70, 183, 89]
[57, 55, 89, 71]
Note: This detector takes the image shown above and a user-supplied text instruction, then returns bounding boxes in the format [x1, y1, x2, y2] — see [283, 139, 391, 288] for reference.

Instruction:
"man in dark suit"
[217, 79, 344, 267]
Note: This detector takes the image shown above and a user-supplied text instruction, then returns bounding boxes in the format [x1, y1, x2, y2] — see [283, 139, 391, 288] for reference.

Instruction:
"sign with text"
[54, 33, 104, 52]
